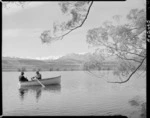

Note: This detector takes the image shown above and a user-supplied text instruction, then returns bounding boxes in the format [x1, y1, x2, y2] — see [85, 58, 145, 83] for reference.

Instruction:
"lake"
[2, 71, 146, 117]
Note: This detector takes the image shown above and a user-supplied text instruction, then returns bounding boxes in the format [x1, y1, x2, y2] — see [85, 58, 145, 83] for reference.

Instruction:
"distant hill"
[2, 57, 50, 71]
[47, 53, 92, 65]
[3, 53, 138, 72]
[2, 53, 92, 71]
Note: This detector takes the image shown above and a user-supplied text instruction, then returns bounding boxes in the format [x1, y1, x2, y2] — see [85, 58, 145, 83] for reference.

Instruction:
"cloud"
[3, 2, 46, 16]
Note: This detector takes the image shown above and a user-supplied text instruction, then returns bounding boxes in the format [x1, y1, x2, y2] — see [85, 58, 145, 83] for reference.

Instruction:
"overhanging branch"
[116, 53, 142, 63]
[55, 1, 94, 40]
[98, 40, 145, 58]
[107, 56, 146, 84]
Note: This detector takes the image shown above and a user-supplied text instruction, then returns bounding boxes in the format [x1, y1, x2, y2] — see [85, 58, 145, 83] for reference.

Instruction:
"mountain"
[2, 53, 90, 71]
[2, 53, 118, 71]
[46, 53, 92, 65]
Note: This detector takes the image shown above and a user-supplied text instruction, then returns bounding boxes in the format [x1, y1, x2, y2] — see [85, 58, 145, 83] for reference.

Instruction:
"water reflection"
[18, 85, 61, 102]
[19, 88, 28, 101]
[35, 88, 42, 101]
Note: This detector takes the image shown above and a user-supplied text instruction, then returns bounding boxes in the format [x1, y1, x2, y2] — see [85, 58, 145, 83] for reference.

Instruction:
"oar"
[36, 78, 45, 88]
[31, 77, 45, 88]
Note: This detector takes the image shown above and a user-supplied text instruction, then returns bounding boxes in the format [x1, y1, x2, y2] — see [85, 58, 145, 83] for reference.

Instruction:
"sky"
[2, 0, 145, 59]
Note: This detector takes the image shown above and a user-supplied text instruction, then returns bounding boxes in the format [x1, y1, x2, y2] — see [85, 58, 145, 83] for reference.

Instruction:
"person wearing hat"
[19, 72, 28, 82]
[31, 71, 42, 80]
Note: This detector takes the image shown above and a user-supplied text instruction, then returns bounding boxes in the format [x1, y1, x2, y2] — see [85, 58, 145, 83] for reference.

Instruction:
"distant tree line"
[18, 67, 26, 72]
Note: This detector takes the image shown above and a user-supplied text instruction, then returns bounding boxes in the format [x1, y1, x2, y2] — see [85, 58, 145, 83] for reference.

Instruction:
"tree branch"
[98, 40, 145, 58]
[117, 52, 135, 71]
[107, 56, 146, 84]
[56, 1, 94, 40]
[116, 53, 142, 63]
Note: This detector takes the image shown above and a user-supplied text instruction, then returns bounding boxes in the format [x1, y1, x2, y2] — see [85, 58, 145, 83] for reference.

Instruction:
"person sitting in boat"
[19, 72, 28, 82]
[31, 71, 42, 80]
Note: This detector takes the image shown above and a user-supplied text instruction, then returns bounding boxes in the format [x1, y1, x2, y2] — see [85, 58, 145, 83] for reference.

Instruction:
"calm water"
[2, 71, 146, 117]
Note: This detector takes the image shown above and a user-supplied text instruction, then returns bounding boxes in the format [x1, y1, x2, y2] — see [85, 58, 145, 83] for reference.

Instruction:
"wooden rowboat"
[18, 75, 61, 87]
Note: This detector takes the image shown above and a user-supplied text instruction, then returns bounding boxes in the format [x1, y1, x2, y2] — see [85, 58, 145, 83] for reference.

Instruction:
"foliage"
[32, 68, 37, 71]
[18, 68, 21, 72]
[56, 68, 60, 71]
[37, 68, 41, 71]
[64, 68, 67, 71]
[86, 8, 146, 83]
[40, 1, 93, 43]
[71, 68, 74, 71]
[3, 1, 28, 9]
[18, 67, 26, 72]
[83, 53, 104, 71]
[49, 68, 53, 71]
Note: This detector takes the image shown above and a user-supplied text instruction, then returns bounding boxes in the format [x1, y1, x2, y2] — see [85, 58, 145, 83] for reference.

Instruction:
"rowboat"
[18, 75, 61, 87]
